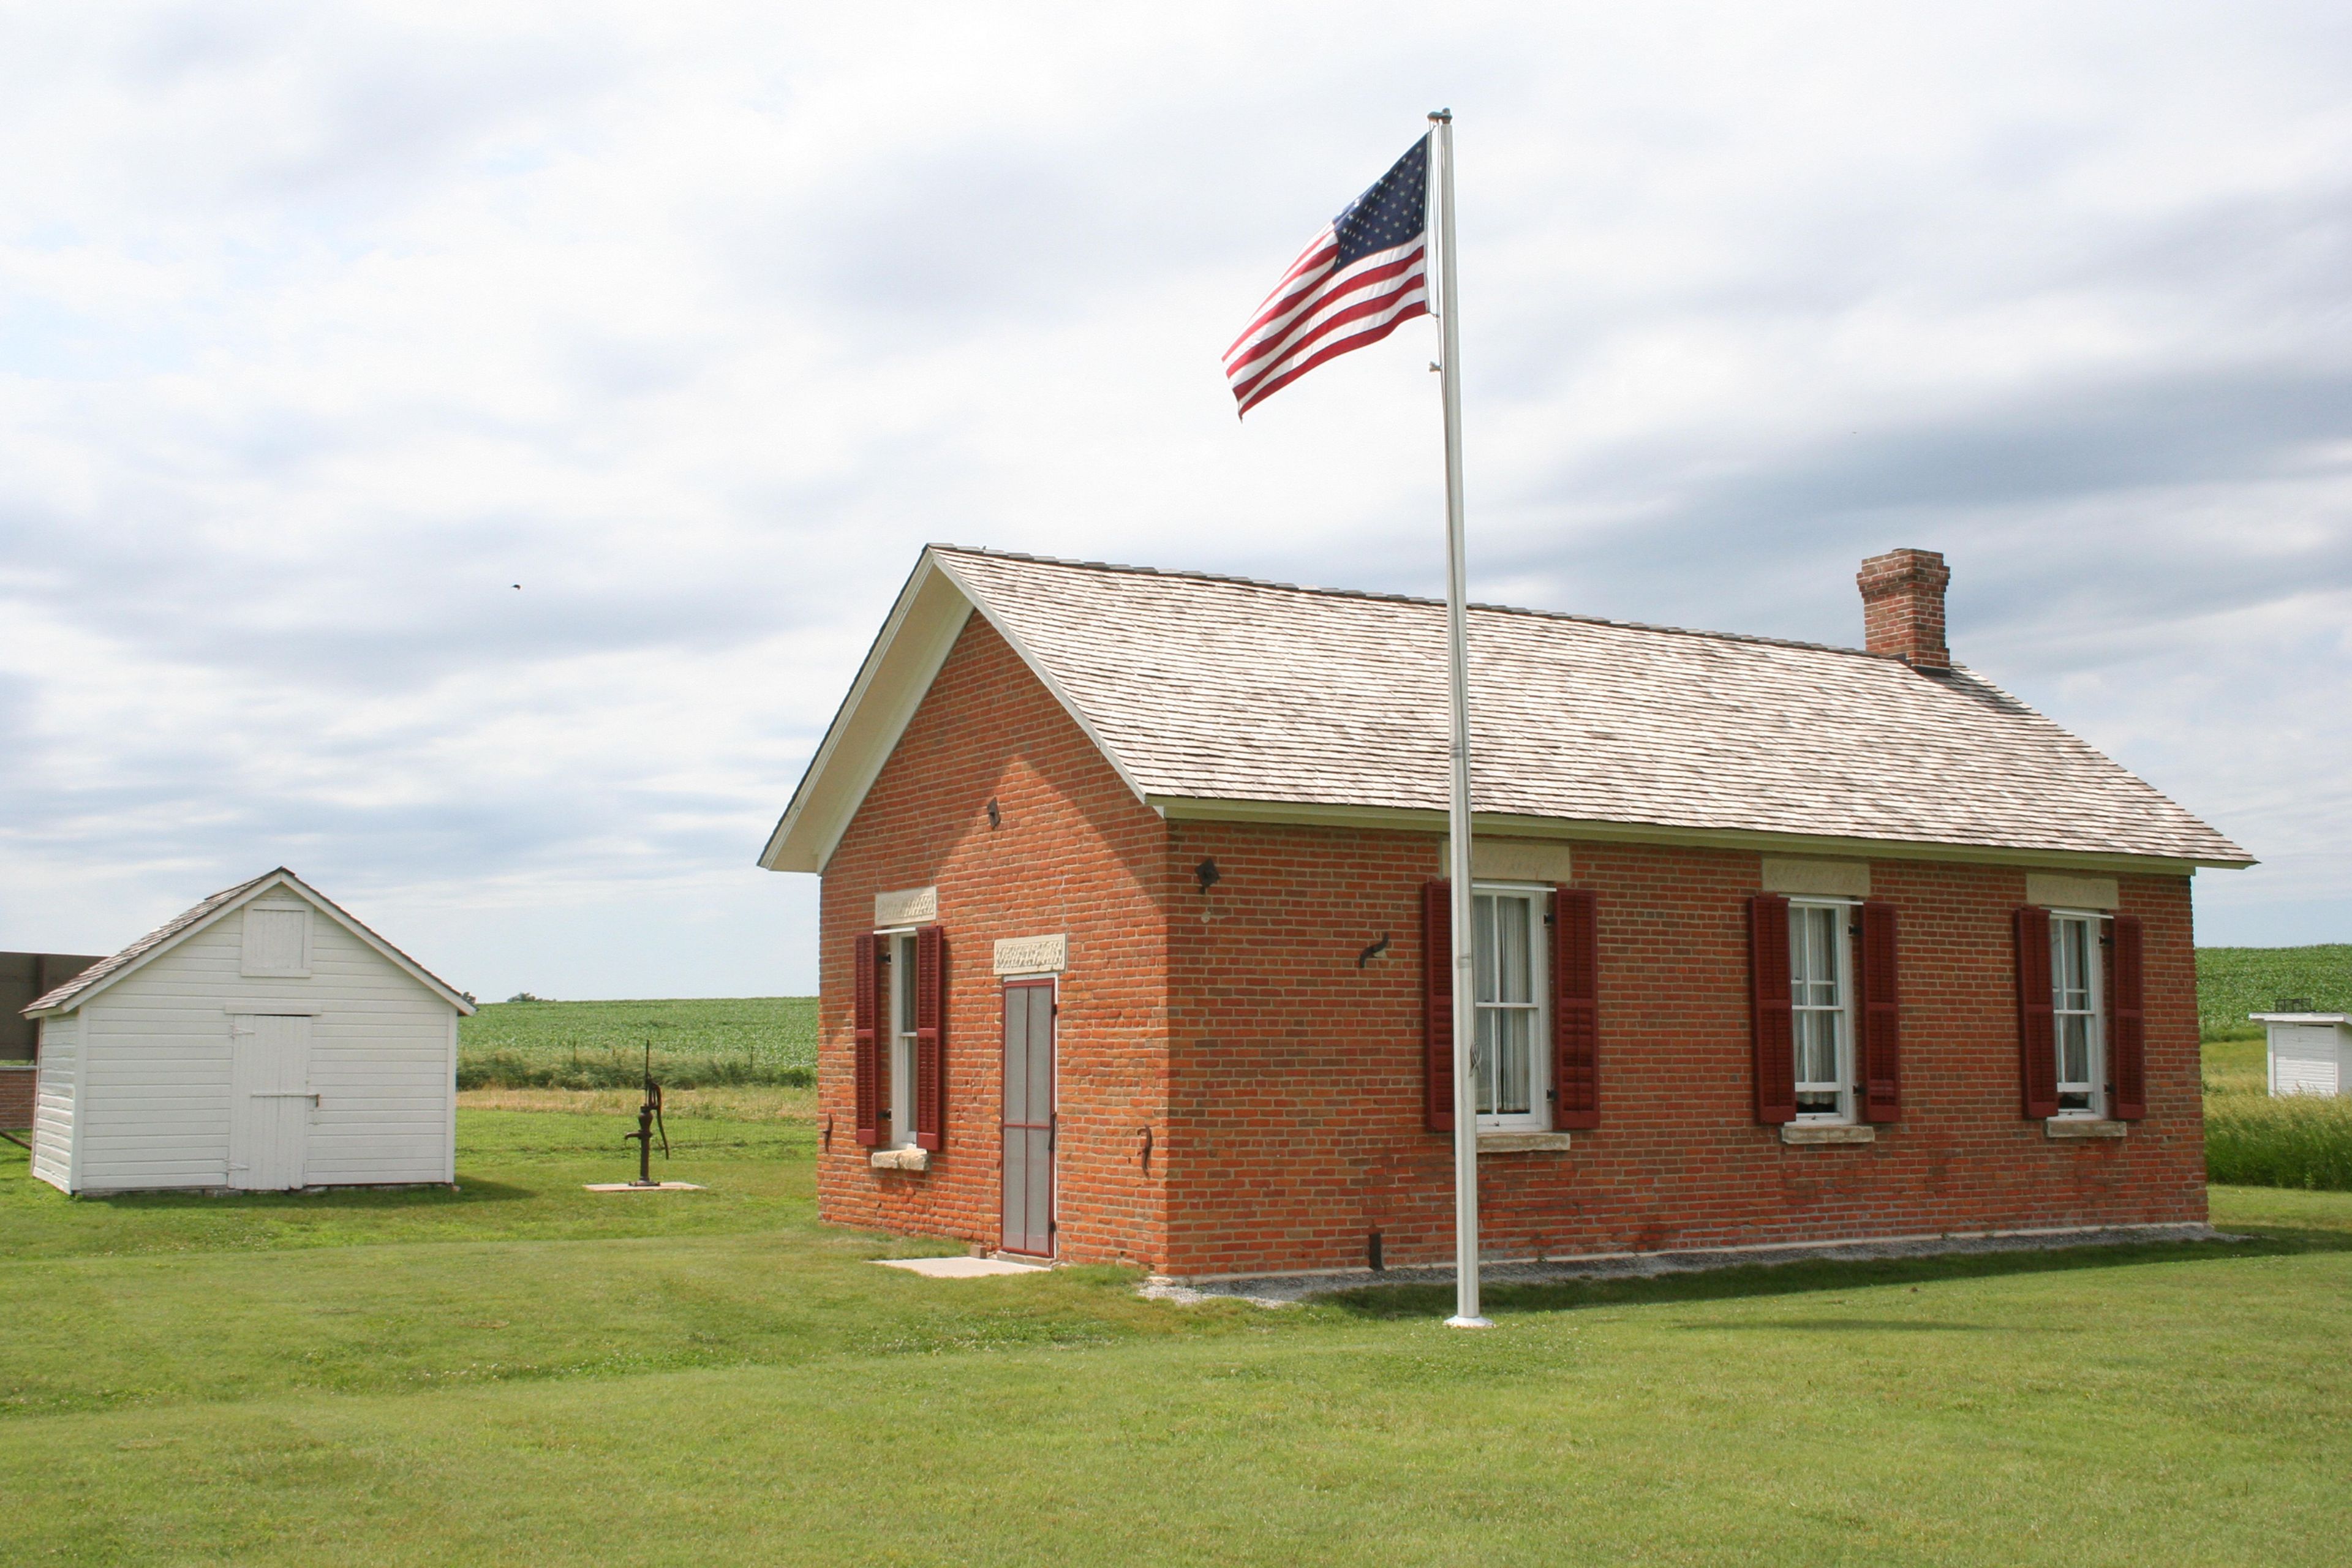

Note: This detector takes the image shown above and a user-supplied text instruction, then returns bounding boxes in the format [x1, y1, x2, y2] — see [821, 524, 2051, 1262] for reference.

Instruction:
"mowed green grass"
[459, 996, 816, 1088]
[6, 1114, 2352, 1565]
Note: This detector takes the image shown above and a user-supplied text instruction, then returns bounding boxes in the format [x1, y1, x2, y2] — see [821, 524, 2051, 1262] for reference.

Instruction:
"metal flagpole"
[1430, 108, 1490, 1330]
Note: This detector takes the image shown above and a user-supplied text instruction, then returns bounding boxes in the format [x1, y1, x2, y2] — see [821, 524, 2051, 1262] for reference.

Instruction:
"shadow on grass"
[1318, 1228, 2336, 1322]
[1686, 1317, 1997, 1333]
[78, 1179, 538, 1213]
[2212, 1222, 2352, 1251]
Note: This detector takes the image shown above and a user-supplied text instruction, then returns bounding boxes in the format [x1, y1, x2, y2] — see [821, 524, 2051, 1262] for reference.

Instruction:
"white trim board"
[1150, 795, 2226, 875]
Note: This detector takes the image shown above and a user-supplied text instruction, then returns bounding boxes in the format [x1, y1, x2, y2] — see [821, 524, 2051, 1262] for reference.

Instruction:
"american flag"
[1224, 137, 1430, 417]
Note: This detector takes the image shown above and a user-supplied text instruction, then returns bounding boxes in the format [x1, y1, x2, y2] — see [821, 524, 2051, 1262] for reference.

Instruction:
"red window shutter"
[2015, 906, 2059, 1118]
[1749, 895, 1796, 1124]
[1552, 886, 1600, 1129]
[913, 924, 947, 1150]
[852, 931, 883, 1147]
[1858, 900, 1901, 1124]
[2109, 913, 2146, 1120]
[1423, 880, 1453, 1133]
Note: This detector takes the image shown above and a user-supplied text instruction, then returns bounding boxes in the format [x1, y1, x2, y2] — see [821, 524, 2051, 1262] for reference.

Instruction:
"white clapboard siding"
[49, 878, 462, 1193]
[2271, 1024, 2343, 1098]
[31, 1014, 78, 1192]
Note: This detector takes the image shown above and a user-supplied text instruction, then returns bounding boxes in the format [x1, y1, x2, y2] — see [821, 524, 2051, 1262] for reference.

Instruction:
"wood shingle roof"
[760, 546, 2250, 873]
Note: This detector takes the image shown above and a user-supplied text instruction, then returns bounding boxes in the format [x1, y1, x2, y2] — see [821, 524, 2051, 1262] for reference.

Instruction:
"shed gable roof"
[760, 546, 2250, 873]
[24, 869, 475, 1018]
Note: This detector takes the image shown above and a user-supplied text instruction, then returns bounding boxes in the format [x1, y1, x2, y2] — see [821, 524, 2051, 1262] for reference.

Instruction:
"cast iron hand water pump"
[621, 1040, 668, 1187]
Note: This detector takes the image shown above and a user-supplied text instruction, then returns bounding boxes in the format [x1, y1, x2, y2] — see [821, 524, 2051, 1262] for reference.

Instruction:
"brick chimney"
[1856, 548, 1951, 669]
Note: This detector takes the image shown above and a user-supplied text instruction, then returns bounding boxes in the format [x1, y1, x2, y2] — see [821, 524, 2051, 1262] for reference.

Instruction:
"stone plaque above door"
[993, 934, 1068, 976]
[874, 886, 939, 927]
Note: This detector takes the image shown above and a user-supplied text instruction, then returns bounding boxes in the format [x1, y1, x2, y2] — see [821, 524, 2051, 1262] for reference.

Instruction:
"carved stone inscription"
[993, 934, 1068, 976]
[874, 886, 939, 927]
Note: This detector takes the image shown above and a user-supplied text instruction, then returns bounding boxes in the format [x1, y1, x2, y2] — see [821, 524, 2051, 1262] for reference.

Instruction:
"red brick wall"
[0, 1066, 32, 1131]
[1162, 823, 2204, 1277]
[1163, 821, 1442, 1275]
[813, 619, 2206, 1278]
[815, 614, 1171, 1265]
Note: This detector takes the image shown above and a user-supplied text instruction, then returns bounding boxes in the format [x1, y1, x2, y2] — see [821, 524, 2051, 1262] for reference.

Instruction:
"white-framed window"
[881, 927, 919, 1148]
[241, 903, 312, 978]
[1789, 899, 1855, 1122]
[1472, 883, 1550, 1132]
[2049, 910, 2105, 1116]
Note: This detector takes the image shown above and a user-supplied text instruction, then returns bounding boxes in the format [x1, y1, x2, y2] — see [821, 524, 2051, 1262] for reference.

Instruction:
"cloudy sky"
[2, 2, 2346, 999]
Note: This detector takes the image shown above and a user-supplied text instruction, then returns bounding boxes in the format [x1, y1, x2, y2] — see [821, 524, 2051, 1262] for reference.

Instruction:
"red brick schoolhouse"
[759, 545, 2250, 1278]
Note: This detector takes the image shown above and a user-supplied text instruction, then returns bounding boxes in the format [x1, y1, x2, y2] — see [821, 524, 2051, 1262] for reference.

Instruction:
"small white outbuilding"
[24, 869, 473, 1195]
[2254, 1012, 2352, 1099]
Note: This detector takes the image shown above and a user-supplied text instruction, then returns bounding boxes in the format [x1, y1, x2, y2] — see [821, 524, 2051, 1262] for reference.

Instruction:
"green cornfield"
[2196, 944, 2352, 1039]
[458, 996, 817, 1090]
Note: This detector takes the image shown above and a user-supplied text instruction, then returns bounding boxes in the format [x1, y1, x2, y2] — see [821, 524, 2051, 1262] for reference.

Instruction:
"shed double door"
[230, 1014, 314, 1190]
[1000, 981, 1055, 1256]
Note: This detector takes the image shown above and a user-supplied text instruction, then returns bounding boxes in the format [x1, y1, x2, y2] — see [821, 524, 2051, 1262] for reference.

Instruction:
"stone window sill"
[1478, 1131, 1574, 1154]
[871, 1147, 931, 1171]
[2046, 1118, 2127, 1140]
[1781, 1123, 1877, 1145]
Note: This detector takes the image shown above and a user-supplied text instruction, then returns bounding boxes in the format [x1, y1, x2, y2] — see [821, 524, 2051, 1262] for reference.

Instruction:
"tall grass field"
[2204, 1031, 2352, 1191]
[459, 996, 816, 1090]
[2196, 944, 2352, 1190]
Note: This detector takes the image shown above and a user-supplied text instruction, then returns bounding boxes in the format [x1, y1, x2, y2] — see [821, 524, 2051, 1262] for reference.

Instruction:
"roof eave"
[759, 548, 1162, 876]
[1146, 794, 2255, 876]
[759, 552, 977, 875]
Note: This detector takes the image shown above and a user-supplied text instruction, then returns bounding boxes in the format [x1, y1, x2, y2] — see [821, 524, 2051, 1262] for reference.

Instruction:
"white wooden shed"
[2253, 1012, 2352, 1099]
[23, 869, 473, 1195]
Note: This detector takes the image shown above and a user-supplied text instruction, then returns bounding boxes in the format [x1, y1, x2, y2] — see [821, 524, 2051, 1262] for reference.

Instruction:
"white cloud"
[3, 1, 2348, 993]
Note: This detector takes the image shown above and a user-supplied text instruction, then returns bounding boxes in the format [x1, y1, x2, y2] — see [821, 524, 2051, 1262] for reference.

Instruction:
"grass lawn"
[4, 1109, 2351, 1564]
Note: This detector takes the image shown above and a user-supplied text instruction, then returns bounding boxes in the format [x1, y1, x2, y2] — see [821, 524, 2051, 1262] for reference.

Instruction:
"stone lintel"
[2045, 1118, 2127, 1140]
[1477, 1131, 1575, 1153]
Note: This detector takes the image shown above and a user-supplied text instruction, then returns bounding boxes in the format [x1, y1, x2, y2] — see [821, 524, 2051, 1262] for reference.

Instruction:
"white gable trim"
[27, 871, 475, 1019]
[758, 555, 973, 875]
[758, 548, 1158, 876]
